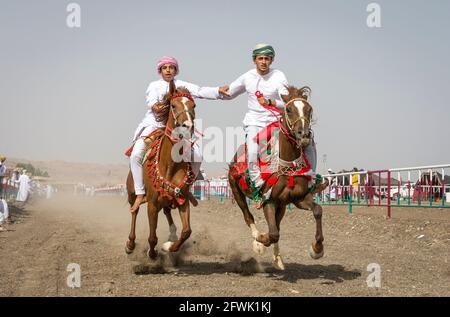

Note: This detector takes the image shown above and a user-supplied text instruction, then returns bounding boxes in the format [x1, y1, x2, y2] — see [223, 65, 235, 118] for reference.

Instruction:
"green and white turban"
[252, 43, 275, 59]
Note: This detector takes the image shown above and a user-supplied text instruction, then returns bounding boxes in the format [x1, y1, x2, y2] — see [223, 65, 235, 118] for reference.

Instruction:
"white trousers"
[130, 121, 162, 195]
[130, 138, 147, 195]
[245, 125, 265, 188]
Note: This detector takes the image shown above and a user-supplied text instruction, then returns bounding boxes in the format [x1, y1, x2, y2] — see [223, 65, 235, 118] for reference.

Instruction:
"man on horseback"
[219, 44, 318, 206]
[129, 56, 226, 213]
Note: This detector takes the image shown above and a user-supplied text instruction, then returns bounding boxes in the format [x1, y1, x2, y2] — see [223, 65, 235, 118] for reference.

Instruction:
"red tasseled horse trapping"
[146, 131, 196, 208]
[229, 121, 313, 191]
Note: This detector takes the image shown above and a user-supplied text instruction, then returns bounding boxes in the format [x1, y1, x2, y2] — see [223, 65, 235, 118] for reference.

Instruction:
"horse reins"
[148, 92, 198, 207]
[170, 93, 196, 124]
[282, 97, 312, 137]
[164, 92, 198, 143]
[256, 92, 310, 148]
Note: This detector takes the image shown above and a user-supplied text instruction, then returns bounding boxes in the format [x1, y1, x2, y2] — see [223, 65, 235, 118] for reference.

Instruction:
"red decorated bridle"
[170, 93, 196, 123]
[256, 91, 311, 149]
[164, 92, 199, 143]
[147, 92, 198, 207]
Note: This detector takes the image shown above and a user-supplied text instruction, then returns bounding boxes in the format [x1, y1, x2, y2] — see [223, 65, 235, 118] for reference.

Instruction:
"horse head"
[280, 86, 313, 148]
[155, 80, 196, 139]
[168, 81, 196, 136]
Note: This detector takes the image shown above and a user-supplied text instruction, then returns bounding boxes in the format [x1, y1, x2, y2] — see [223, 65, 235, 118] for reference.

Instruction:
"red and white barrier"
[190, 180, 233, 202]
[319, 164, 450, 217]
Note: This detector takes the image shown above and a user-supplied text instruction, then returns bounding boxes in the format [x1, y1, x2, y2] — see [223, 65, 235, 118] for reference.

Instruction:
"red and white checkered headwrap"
[157, 56, 179, 75]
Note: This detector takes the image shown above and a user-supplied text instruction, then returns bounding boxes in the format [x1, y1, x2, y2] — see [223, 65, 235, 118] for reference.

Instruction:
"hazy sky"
[1, 0, 449, 176]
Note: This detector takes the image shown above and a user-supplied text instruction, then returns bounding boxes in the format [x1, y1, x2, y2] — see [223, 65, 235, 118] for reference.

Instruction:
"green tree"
[15, 163, 50, 177]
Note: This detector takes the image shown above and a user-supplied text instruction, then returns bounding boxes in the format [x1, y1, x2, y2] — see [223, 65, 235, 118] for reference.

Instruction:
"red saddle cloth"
[229, 121, 312, 190]
[124, 129, 163, 157]
[125, 129, 191, 208]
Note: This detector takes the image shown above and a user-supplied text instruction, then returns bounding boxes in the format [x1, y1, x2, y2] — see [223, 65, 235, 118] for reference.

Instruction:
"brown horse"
[125, 81, 198, 259]
[228, 86, 329, 270]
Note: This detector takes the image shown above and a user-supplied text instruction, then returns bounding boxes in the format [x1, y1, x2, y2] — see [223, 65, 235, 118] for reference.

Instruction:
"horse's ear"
[299, 86, 311, 100]
[281, 93, 290, 103]
[169, 80, 176, 96]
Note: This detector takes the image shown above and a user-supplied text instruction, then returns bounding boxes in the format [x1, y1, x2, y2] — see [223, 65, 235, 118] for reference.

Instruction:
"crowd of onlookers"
[0, 155, 56, 230]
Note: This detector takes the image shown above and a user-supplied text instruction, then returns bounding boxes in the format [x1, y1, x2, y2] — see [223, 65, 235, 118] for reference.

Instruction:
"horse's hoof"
[309, 244, 324, 260]
[162, 241, 174, 252]
[273, 255, 285, 270]
[252, 240, 265, 255]
[147, 248, 158, 260]
[125, 242, 135, 254]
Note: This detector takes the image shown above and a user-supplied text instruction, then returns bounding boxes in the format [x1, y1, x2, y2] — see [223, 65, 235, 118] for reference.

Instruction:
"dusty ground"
[0, 193, 449, 297]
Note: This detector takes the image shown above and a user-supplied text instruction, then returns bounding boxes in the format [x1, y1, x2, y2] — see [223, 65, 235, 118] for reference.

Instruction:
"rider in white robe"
[219, 44, 317, 192]
[129, 56, 226, 212]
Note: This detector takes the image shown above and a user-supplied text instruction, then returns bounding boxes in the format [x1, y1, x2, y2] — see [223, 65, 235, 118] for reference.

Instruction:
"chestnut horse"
[228, 86, 329, 270]
[125, 81, 198, 259]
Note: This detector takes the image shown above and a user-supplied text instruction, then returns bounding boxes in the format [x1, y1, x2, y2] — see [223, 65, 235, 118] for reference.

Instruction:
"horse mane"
[154, 86, 191, 124]
[176, 87, 191, 95]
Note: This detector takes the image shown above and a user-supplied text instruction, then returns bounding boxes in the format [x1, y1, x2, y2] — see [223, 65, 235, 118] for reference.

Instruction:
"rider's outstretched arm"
[222, 74, 246, 100]
[177, 80, 222, 100]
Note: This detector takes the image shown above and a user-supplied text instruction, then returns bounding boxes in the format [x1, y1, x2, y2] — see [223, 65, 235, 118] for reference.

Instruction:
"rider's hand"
[152, 102, 164, 113]
[219, 85, 230, 97]
[257, 97, 269, 106]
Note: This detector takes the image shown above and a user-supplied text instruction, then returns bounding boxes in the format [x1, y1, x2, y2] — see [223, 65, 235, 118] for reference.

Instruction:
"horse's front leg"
[164, 207, 178, 242]
[272, 204, 287, 270]
[310, 202, 324, 259]
[162, 200, 191, 253]
[256, 202, 279, 247]
[297, 194, 324, 259]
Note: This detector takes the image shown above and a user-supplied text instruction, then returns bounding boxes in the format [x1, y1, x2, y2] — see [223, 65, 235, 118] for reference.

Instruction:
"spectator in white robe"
[46, 185, 53, 199]
[327, 168, 337, 201]
[16, 170, 31, 202]
[0, 198, 9, 229]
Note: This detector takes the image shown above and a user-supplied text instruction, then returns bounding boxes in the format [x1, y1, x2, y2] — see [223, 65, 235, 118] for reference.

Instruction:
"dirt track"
[0, 193, 449, 296]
